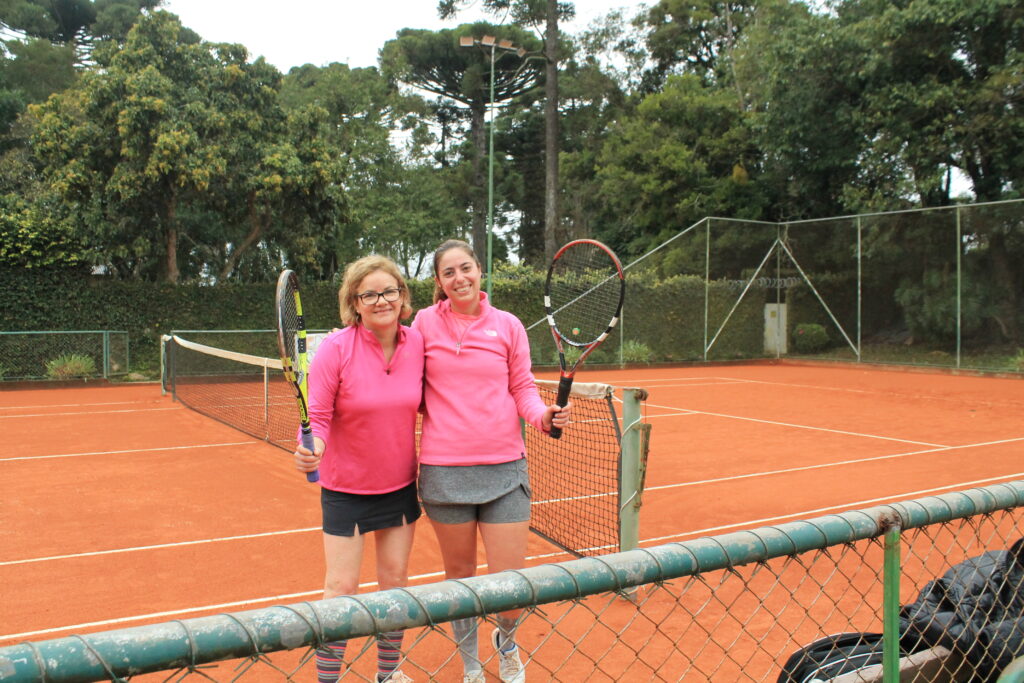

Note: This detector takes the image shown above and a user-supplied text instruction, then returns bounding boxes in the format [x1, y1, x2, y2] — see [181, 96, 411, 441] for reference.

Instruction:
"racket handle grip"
[548, 375, 574, 440]
[300, 427, 320, 483]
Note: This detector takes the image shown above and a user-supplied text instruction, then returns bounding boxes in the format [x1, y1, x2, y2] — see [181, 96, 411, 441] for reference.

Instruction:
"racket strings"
[277, 280, 303, 367]
[549, 246, 623, 346]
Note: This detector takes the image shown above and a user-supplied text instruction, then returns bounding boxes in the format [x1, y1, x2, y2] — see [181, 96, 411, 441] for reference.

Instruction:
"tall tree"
[1, 0, 162, 63]
[641, 0, 757, 94]
[593, 73, 768, 270]
[438, 0, 574, 261]
[381, 24, 542, 265]
[30, 11, 345, 282]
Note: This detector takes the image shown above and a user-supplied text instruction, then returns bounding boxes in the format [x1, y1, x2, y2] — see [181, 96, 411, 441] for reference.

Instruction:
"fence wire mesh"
[0, 330, 129, 380]
[4, 482, 1023, 682]
[523, 199, 1024, 374]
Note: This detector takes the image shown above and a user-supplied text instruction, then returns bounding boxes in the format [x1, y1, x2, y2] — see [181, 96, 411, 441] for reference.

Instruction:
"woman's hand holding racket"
[544, 239, 626, 439]
[293, 436, 325, 475]
[543, 401, 573, 433]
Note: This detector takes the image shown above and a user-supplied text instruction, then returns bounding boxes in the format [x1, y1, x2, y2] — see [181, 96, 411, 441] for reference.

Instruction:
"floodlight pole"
[459, 35, 526, 300]
[486, 41, 496, 299]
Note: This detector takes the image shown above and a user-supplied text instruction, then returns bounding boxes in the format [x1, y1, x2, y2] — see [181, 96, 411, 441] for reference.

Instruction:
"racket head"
[544, 239, 626, 360]
[275, 269, 306, 387]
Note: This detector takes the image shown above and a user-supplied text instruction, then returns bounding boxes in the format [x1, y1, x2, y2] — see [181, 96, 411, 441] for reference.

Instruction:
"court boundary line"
[0, 441, 258, 463]
[611, 374, 1024, 407]
[0, 400, 163, 411]
[641, 472, 1024, 546]
[1, 527, 321, 567]
[641, 402, 950, 447]
[642, 436, 1024, 492]
[0, 407, 181, 419]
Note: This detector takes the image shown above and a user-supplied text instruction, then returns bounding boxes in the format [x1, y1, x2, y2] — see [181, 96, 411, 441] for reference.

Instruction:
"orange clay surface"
[1, 364, 1022, 680]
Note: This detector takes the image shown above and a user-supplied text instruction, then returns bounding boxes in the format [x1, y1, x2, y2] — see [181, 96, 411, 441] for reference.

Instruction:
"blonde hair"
[338, 255, 413, 326]
[431, 239, 481, 304]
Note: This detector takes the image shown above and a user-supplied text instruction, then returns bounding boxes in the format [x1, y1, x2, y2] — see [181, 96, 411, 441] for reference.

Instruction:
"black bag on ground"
[899, 537, 1024, 682]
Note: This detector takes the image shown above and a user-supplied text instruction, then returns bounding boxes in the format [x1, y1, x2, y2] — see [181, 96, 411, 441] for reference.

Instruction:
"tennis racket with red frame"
[275, 269, 319, 483]
[544, 239, 626, 439]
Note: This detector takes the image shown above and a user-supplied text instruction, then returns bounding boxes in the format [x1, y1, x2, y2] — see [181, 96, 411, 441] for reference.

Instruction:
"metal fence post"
[883, 518, 902, 683]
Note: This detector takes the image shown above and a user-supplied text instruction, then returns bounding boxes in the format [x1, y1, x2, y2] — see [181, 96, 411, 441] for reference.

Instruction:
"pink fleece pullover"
[306, 324, 424, 493]
[412, 293, 548, 466]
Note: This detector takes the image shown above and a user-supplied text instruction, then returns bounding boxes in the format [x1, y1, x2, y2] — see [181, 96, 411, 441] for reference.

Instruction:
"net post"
[263, 362, 271, 441]
[159, 335, 168, 395]
[168, 336, 177, 401]
[618, 387, 649, 552]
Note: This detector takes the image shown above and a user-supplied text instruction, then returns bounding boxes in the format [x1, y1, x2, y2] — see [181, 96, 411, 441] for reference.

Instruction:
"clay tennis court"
[1, 362, 1022, 679]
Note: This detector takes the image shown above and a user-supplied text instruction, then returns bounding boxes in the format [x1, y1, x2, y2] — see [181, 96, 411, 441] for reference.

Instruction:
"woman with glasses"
[412, 239, 571, 683]
[293, 254, 423, 683]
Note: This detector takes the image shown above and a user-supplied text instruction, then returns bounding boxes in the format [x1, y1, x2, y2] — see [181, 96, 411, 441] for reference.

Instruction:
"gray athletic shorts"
[419, 458, 531, 525]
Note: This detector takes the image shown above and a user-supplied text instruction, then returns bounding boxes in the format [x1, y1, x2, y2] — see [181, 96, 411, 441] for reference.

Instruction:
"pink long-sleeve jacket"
[306, 324, 424, 493]
[412, 293, 547, 466]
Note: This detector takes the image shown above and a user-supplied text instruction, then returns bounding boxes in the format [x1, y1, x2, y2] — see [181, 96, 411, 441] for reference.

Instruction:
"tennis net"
[161, 333, 646, 557]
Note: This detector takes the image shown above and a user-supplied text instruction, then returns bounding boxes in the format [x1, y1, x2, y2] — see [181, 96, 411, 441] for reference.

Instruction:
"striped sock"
[376, 630, 404, 680]
[315, 641, 347, 683]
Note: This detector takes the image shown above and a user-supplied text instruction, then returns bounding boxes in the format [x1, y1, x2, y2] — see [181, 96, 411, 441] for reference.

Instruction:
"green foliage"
[0, 195, 85, 268]
[621, 340, 654, 363]
[894, 269, 990, 346]
[28, 11, 347, 283]
[792, 323, 830, 354]
[45, 352, 96, 379]
[593, 74, 770, 258]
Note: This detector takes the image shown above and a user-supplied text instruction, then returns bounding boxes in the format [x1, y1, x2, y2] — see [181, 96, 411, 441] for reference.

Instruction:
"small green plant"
[45, 353, 97, 380]
[792, 323, 830, 354]
[621, 340, 654, 364]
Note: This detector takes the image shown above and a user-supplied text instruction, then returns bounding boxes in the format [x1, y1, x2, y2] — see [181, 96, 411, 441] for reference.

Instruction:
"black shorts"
[321, 482, 421, 537]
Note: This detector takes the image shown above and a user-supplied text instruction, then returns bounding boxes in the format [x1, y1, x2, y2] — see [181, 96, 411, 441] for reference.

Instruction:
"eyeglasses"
[357, 288, 403, 305]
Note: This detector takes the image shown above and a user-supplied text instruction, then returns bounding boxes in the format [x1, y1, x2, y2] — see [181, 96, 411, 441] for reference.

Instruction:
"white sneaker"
[462, 672, 486, 683]
[490, 628, 525, 683]
[381, 671, 413, 683]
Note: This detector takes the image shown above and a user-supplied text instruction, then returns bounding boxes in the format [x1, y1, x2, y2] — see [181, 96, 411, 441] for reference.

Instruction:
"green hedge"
[5, 268, 770, 375]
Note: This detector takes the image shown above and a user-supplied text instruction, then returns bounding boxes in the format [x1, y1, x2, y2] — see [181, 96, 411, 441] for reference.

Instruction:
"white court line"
[642, 436, 1024, 492]
[727, 376, 1023, 407]
[628, 381, 754, 389]
[0, 400, 161, 411]
[641, 472, 1024, 546]
[0, 526, 320, 567]
[609, 376, 745, 384]
[0, 407, 181, 419]
[641, 402, 948, 447]
[615, 374, 1022, 407]
[0, 441, 256, 464]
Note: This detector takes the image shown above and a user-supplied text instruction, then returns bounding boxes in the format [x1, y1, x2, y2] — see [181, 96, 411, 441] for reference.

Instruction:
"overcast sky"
[160, 1, 648, 73]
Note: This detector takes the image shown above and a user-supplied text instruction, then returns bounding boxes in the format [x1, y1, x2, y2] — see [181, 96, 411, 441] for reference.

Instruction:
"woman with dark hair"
[412, 240, 571, 683]
[294, 254, 424, 683]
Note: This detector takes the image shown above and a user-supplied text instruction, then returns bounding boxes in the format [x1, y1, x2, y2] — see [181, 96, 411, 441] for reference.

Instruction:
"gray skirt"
[419, 457, 531, 506]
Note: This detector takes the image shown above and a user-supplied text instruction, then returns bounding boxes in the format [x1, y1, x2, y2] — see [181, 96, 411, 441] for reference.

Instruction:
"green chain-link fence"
[3, 481, 1023, 682]
[0, 331, 129, 381]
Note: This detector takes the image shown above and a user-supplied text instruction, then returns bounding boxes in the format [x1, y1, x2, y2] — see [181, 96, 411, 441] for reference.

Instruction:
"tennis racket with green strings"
[544, 239, 626, 439]
[275, 269, 319, 483]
